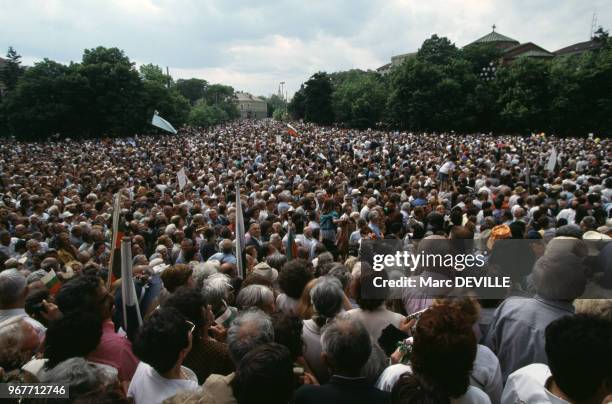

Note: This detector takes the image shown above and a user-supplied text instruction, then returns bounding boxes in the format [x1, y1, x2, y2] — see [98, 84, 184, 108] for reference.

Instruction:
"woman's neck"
[161, 362, 184, 380]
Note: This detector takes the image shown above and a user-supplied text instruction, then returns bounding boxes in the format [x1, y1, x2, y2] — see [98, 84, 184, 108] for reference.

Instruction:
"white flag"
[151, 111, 177, 134]
[546, 147, 557, 172]
[276, 135, 282, 144]
[235, 184, 246, 278]
[121, 238, 142, 332]
[177, 167, 187, 190]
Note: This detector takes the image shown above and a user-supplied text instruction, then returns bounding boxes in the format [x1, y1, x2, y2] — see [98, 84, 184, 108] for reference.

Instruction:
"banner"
[121, 238, 143, 333]
[177, 167, 187, 190]
[276, 134, 282, 144]
[235, 184, 246, 278]
[546, 147, 557, 172]
[151, 111, 178, 134]
[287, 123, 299, 137]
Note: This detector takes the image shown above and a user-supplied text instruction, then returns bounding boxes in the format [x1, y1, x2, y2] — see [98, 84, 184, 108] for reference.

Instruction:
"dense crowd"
[0, 119, 611, 404]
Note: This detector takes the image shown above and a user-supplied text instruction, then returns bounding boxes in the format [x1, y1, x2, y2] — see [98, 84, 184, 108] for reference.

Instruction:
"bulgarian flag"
[287, 123, 299, 137]
[41, 269, 61, 295]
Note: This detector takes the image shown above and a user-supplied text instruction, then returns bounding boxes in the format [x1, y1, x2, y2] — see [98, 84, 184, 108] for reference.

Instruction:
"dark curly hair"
[162, 286, 207, 338]
[410, 304, 476, 399]
[271, 312, 304, 361]
[392, 373, 450, 404]
[132, 307, 190, 374]
[351, 268, 389, 311]
[55, 275, 103, 314]
[278, 259, 313, 299]
[545, 315, 612, 402]
[44, 311, 103, 369]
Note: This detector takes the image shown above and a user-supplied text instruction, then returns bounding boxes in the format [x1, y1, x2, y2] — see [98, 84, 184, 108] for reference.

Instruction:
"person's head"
[40, 357, 120, 401]
[392, 373, 450, 404]
[310, 275, 345, 327]
[278, 259, 313, 300]
[133, 307, 193, 375]
[161, 264, 194, 293]
[236, 284, 275, 314]
[532, 251, 586, 301]
[0, 317, 40, 372]
[320, 314, 372, 377]
[0, 268, 27, 309]
[271, 312, 304, 362]
[44, 310, 103, 369]
[56, 275, 113, 320]
[201, 273, 233, 315]
[248, 223, 261, 239]
[227, 309, 274, 364]
[545, 315, 612, 404]
[410, 304, 477, 398]
[163, 286, 212, 339]
[233, 343, 295, 404]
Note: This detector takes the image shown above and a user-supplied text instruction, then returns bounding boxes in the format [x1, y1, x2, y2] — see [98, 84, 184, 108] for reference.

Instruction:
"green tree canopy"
[1, 46, 25, 92]
[303, 72, 334, 125]
[175, 78, 208, 105]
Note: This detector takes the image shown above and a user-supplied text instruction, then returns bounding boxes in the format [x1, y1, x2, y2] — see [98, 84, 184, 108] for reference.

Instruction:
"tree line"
[289, 29, 612, 137]
[0, 47, 242, 140]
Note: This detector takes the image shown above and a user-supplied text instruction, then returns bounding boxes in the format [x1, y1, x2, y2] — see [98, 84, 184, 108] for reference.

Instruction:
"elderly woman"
[236, 284, 276, 314]
[302, 275, 345, 384]
[0, 317, 40, 382]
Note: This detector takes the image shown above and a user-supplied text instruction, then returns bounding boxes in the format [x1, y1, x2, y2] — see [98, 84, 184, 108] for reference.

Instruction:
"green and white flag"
[151, 111, 177, 134]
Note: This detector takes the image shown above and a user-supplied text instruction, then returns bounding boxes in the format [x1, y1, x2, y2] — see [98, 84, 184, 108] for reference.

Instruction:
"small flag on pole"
[177, 167, 188, 190]
[546, 147, 557, 172]
[235, 184, 246, 278]
[121, 238, 143, 333]
[276, 134, 282, 144]
[286, 123, 299, 137]
[41, 269, 61, 295]
[151, 111, 178, 134]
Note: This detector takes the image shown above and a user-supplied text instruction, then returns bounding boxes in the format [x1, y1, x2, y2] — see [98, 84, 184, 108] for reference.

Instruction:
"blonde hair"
[574, 299, 612, 322]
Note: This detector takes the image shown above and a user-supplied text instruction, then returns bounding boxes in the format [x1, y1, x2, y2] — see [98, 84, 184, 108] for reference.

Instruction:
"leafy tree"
[188, 100, 229, 127]
[142, 81, 190, 130]
[175, 78, 208, 105]
[139, 63, 171, 87]
[332, 71, 386, 128]
[261, 94, 287, 117]
[303, 72, 334, 125]
[1, 46, 25, 92]
[78, 47, 145, 136]
[272, 108, 288, 121]
[3, 59, 90, 140]
[203, 84, 240, 119]
[288, 85, 306, 120]
[417, 35, 459, 65]
[495, 58, 551, 133]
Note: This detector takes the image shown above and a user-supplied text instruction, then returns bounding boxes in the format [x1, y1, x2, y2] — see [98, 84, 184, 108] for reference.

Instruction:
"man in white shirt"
[0, 269, 47, 344]
[502, 315, 612, 404]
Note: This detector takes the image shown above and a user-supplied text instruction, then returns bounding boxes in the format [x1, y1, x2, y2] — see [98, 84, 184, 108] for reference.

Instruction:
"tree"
[417, 35, 459, 65]
[77, 47, 145, 136]
[142, 81, 190, 131]
[187, 100, 229, 127]
[332, 71, 387, 128]
[261, 94, 287, 117]
[139, 63, 171, 87]
[175, 78, 208, 105]
[495, 58, 551, 133]
[303, 72, 334, 125]
[288, 85, 306, 120]
[1, 46, 25, 92]
[3, 59, 90, 140]
[203, 84, 239, 119]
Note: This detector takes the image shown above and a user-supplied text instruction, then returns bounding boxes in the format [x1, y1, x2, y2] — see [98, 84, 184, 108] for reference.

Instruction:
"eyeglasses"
[185, 320, 195, 336]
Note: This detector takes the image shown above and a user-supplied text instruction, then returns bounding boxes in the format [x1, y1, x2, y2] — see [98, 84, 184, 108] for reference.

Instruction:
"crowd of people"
[0, 119, 611, 403]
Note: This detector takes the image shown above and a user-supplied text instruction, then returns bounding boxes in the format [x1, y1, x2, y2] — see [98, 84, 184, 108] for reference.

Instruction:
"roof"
[0, 57, 6, 66]
[554, 39, 603, 56]
[376, 63, 392, 72]
[503, 42, 554, 58]
[469, 30, 519, 46]
[235, 92, 265, 103]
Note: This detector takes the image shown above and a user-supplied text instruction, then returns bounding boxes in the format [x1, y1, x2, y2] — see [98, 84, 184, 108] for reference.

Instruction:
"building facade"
[236, 92, 267, 119]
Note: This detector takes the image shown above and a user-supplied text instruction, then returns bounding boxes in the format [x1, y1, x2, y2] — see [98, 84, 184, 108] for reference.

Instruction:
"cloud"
[0, 0, 610, 97]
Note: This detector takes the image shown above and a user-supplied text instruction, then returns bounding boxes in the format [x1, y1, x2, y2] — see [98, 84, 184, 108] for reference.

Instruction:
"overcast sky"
[1, 0, 610, 97]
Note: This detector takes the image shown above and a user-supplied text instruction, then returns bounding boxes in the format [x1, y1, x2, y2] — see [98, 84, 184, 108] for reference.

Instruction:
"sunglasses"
[185, 320, 195, 336]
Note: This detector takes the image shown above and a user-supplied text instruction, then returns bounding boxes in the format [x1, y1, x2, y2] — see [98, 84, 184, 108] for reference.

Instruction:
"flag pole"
[106, 192, 121, 291]
[235, 181, 246, 279]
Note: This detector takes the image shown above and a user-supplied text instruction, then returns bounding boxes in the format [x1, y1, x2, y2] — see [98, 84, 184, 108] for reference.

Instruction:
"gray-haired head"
[266, 253, 287, 271]
[321, 314, 371, 375]
[0, 317, 33, 370]
[40, 357, 117, 397]
[328, 263, 351, 290]
[532, 251, 586, 301]
[26, 269, 48, 285]
[310, 276, 344, 326]
[236, 285, 275, 313]
[227, 309, 274, 364]
[191, 261, 219, 290]
[201, 273, 233, 313]
[367, 210, 379, 222]
[0, 269, 27, 307]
